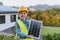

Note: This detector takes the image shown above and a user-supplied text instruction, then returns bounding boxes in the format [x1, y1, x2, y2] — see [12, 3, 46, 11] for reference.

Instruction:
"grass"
[0, 35, 14, 40]
[0, 26, 60, 40]
[41, 26, 60, 35]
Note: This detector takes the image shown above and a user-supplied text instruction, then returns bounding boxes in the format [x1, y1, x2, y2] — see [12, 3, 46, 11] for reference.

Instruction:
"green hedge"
[0, 33, 60, 40]
[42, 33, 60, 40]
[0, 35, 14, 40]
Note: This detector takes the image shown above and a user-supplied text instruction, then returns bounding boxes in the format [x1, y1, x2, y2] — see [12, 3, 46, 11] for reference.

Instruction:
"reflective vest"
[14, 20, 34, 40]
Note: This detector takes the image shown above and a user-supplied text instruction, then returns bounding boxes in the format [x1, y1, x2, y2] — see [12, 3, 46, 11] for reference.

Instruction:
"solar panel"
[28, 19, 42, 39]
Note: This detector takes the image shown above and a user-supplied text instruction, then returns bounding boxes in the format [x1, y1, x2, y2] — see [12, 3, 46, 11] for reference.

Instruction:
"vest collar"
[20, 17, 29, 22]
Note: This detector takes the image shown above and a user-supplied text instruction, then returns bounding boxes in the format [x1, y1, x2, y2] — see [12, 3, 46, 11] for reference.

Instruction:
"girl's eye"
[24, 13, 26, 14]
[23, 12, 26, 14]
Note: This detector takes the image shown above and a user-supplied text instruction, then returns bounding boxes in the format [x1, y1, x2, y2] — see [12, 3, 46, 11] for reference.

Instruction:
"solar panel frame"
[28, 19, 43, 39]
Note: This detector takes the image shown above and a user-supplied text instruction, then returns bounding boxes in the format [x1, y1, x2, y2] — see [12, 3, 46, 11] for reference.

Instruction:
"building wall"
[0, 13, 18, 31]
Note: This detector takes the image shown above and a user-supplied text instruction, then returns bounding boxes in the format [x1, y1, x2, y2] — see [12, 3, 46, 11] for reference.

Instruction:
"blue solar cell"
[28, 20, 42, 39]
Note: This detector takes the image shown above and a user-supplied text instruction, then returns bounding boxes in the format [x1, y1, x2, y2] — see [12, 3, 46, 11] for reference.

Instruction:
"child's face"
[19, 11, 28, 20]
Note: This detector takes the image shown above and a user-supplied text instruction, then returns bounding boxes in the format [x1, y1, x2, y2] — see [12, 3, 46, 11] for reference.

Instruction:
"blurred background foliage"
[28, 8, 60, 27]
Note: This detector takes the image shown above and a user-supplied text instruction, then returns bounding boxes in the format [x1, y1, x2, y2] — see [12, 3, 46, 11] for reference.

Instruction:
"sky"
[0, 0, 60, 7]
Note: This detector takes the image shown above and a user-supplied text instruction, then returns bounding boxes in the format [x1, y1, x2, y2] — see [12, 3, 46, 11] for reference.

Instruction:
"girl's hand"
[28, 35, 33, 38]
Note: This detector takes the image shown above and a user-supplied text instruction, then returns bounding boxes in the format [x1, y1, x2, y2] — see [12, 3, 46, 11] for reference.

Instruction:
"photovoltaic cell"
[28, 20, 42, 39]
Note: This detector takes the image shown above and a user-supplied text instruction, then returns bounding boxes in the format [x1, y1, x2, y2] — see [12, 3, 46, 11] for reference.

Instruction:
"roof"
[0, 6, 18, 13]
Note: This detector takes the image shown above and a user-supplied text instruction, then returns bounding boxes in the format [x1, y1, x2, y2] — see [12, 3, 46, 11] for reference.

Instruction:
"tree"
[28, 8, 60, 27]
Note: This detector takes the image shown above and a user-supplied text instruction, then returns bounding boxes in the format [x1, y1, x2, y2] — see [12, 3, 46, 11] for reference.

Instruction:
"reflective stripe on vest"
[17, 20, 28, 35]
[15, 20, 34, 40]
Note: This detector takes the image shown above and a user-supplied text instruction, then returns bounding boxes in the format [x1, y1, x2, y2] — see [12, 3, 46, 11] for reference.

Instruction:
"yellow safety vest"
[14, 20, 34, 40]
